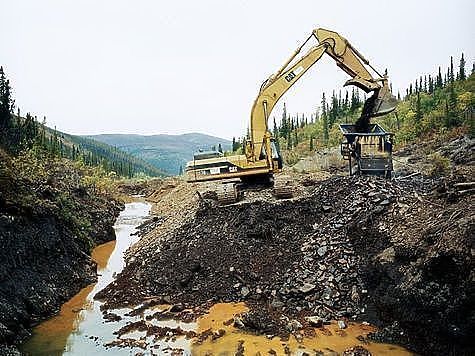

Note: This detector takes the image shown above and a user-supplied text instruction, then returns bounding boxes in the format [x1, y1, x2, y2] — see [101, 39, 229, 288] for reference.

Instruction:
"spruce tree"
[449, 56, 454, 83]
[280, 103, 288, 138]
[338, 90, 342, 113]
[0, 67, 14, 133]
[459, 53, 466, 81]
[447, 83, 458, 127]
[128, 162, 133, 179]
[344, 90, 349, 112]
[436, 66, 443, 88]
[321, 92, 329, 144]
[350, 88, 357, 113]
[330, 90, 338, 127]
[322, 112, 329, 145]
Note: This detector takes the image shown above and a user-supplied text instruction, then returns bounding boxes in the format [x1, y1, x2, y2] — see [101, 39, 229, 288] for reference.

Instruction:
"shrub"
[428, 152, 451, 176]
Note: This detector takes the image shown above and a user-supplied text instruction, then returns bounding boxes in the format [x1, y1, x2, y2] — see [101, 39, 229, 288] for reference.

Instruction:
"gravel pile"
[98, 168, 474, 355]
[98, 176, 421, 327]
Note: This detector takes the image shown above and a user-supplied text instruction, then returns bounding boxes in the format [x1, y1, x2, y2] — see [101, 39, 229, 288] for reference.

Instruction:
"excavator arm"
[249, 28, 397, 162]
[249, 41, 327, 162]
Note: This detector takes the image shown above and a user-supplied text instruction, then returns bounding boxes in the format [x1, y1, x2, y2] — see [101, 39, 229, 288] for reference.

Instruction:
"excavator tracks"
[217, 183, 240, 205]
[273, 175, 294, 199]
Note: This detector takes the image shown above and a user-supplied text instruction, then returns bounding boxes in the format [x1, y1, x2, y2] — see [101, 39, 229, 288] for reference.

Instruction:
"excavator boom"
[249, 28, 397, 162]
[314, 29, 397, 119]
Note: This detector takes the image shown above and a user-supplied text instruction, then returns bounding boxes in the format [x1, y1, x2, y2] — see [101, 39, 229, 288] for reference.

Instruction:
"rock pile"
[100, 171, 474, 355]
[99, 177, 419, 326]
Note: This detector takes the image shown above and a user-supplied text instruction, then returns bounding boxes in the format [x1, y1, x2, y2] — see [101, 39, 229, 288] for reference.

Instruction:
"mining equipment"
[340, 123, 394, 178]
[186, 27, 397, 204]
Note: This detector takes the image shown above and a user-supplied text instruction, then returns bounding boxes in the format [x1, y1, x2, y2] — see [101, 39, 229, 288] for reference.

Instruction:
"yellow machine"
[186, 28, 397, 203]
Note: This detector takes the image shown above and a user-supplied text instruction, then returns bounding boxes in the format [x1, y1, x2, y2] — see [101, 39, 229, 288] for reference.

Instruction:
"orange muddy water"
[20, 202, 153, 355]
[20, 201, 413, 355]
[194, 303, 412, 355]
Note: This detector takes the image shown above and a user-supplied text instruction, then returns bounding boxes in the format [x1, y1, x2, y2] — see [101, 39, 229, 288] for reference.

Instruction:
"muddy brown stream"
[20, 201, 412, 355]
[20, 202, 163, 355]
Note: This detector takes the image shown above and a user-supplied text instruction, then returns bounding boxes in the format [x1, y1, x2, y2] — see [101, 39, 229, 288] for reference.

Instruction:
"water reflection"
[21, 202, 153, 355]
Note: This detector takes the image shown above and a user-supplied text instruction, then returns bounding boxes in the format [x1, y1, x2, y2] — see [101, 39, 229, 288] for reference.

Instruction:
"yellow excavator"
[186, 28, 397, 203]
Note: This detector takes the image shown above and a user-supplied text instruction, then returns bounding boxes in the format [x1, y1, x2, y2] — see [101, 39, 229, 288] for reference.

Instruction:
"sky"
[1, 0, 474, 139]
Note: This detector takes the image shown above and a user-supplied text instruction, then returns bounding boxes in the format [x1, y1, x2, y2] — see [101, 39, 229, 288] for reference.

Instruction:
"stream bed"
[19, 202, 182, 355]
[20, 201, 412, 355]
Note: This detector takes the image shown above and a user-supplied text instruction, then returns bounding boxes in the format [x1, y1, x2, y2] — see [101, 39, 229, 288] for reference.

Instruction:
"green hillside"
[60, 132, 165, 178]
[87, 133, 232, 175]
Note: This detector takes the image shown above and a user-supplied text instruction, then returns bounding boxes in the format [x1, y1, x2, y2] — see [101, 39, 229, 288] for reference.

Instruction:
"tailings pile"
[98, 171, 473, 354]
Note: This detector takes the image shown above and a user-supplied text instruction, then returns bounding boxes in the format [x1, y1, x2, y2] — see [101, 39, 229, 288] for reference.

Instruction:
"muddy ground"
[99, 136, 474, 355]
[0, 152, 122, 354]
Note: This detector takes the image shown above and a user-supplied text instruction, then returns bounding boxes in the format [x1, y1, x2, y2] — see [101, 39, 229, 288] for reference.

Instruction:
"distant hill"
[35, 126, 165, 177]
[62, 132, 166, 177]
[85, 133, 232, 175]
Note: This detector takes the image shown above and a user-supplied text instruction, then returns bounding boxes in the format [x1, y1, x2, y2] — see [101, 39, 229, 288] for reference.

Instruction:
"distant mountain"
[85, 132, 232, 175]
[64, 133, 166, 177]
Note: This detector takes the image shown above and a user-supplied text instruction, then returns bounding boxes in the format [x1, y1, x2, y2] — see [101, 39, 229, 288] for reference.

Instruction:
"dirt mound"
[352, 184, 474, 354]
[99, 170, 474, 355]
[394, 133, 474, 178]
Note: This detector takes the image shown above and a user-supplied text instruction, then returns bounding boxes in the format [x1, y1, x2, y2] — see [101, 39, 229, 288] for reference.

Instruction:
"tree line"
[404, 53, 472, 136]
[0, 66, 162, 178]
[230, 86, 365, 153]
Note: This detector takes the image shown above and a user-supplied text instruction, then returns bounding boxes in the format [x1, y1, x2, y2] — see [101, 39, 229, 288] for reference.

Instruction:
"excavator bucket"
[356, 81, 398, 132]
[366, 81, 398, 118]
